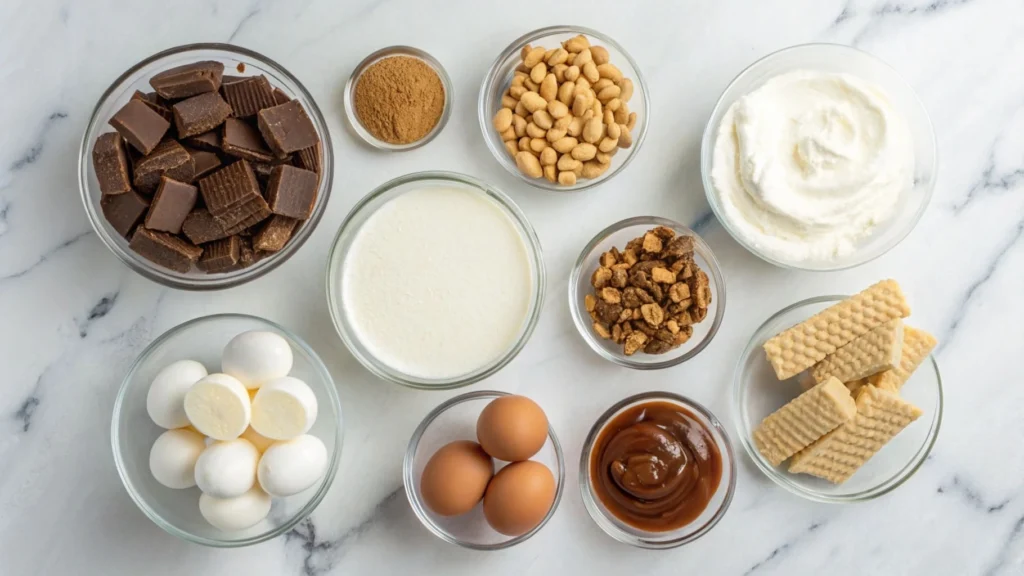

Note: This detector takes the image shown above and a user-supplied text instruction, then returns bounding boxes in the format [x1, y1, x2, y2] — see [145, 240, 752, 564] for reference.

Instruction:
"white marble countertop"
[2, 0, 1022, 574]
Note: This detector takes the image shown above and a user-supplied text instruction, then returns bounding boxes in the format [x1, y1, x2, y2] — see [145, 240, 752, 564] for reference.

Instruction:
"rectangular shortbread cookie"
[788, 385, 923, 483]
[763, 280, 911, 380]
[753, 377, 857, 466]
[812, 320, 904, 385]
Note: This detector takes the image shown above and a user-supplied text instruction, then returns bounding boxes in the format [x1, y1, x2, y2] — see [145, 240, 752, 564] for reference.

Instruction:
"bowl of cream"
[701, 43, 937, 270]
[326, 171, 545, 389]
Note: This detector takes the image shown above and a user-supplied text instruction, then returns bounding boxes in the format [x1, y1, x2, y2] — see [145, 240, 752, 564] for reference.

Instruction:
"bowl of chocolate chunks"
[79, 43, 333, 290]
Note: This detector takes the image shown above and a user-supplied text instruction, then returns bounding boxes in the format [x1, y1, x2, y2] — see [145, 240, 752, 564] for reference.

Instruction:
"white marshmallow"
[149, 428, 206, 489]
[257, 434, 328, 497]
[240, 426, 275, 453]
[221, 331, 293, 390]
[250, 377, 318, 440]
[146, 360, 208, 429]
[184, 373, 250, 440]
[194, 439, 259, 498]
[199, 486, 272, 532]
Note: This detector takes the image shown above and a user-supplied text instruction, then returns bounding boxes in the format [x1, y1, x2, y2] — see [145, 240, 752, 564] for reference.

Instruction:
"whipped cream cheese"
[711, 70, 914, 263]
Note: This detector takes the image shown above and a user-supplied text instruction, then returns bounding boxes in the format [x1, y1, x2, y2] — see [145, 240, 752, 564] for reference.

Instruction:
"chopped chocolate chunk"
[294, 142, 322, 175]
[185, 131, 221, 152]
[133, 139, 194, 194]
[272, 88, 290, 105]
[182, 208, 230, 244]
[131, 90, 173, 122]
[109, 99, 170, 155]
[222, 118, 275, 163]
[198, 235, 241, 272]
[251, 161, 276, 188]
[198, 160, 262, 213]
[219, 197, 272, 234]
[150, 61, 224, 100]
[187, 147, 222, 180]
[238, 237, 258, 267]
[101, 189, 150, 237]
[221, 75, 277, 117]
[257, 100, 319, 156]
[92, 133, 132, 195]
[266, 165, 317, 219]
[221, 75, 247, 85]
[145, 176, 198, 234]
[253, 215, 298, 251]
[173, 92, 233, 139]
[130, 227, 202, 273]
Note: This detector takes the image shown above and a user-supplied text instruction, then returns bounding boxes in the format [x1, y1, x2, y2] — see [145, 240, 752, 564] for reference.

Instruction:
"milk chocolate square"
[257, 100, 319, 156]
[222, 118, 275, 163]
[133, 139, 194, 194]
[101, 189, 150, 237]
[93, 133, 132, 195]
[253, 215, 298, 251]
[150, 61, 224, 100]
[185, 131, 221, 152]
[187, 147, 222, 180]
[198, 160, 262, 214]
[173, 92, 233, 139]
[198, 235, 241, 272]
[109, 99, 170, 155]
[145, 176, 198, 234]
[266, 165, 317, 219]
[182, 208, 230, 244]
[221, 75, 277, 117]
[130, 228, 202, 273]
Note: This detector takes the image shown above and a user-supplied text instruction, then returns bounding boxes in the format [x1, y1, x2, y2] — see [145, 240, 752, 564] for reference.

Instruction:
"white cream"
[712, 70, 914, 263]
[342, 187, 533, 380]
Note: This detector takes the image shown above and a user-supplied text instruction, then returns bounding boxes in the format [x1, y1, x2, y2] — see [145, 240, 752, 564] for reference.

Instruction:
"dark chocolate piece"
[185, 131, 221, 152]
[272, 88, 290, 105]
[198, 160, 271, 232]
[101, 189, 150, 237]
[198, 236, 241, 272]
[131, 90, 173, 123]
[150, 61, 225, 100]
[182, 208, 230, 244]
[294, 142, 322, 175]
[257, 100, 319, 156]
[266, 165, 317, 219]
[133, 140, 194, 194]
[145, 176, 198, 234]
[129, 227, 202, 273]
[221, 75, 277, 117]
[109, 99, 170, 155]
[253, 215, 299, 251]
[93, 133, 132, 195]
[222, 118, 275, 163]
[221, 75, 248, 85]
[187, 147, 222, 180]
[173, 92, 233, 139]
[219, 197, 273, 234]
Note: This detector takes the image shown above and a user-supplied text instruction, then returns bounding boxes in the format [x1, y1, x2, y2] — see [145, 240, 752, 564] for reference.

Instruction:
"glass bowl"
[700, 43, 937, 271]
[734, 296, 942, 502]
[325, 171, 545, 389]
[343, 46, 453, 151]
[579, 391, 736, 549]
[110, 313, 343, 547]
[79, 43, 333, 290]
[479, 25, 650, 192]
[568, 216, 726, 369]
[403, 390, 565, 550]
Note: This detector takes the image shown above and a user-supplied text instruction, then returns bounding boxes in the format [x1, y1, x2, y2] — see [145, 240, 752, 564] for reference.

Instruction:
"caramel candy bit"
[640, 303, 664, 327]
[651, 267, 676, 284]
[642, 232, 663, 253]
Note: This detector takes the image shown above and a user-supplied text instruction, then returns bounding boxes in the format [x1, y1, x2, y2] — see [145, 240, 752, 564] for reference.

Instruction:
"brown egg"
[476, 395, 548, 461]
[419, 441, 493, 516]
[483, 460, 556, 536]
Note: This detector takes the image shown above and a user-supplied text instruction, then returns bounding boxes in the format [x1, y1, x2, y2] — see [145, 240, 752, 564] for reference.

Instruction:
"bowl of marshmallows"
[111, 313, 343, 547]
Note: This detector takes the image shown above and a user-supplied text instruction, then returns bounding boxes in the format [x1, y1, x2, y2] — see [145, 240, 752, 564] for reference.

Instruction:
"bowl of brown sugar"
[344, 46, 453, 151]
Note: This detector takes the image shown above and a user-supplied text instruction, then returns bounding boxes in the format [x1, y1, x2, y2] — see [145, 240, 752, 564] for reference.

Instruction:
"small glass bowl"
[568, 216, 726, 369]
[110, 313, 343, 547]
[579, 391, 736, 549]
[403, 390, 565, 550]
[79, 43, 333, 290]
[700, 43, 937, 271]
[343, 46, 453, 151]
[479, 25, 650, 192]
[325, 171, 545, 389]
[734, 296, 942, 502]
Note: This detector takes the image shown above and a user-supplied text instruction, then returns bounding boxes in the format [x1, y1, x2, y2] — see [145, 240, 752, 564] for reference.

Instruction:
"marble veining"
[1, 0, 1022, 574]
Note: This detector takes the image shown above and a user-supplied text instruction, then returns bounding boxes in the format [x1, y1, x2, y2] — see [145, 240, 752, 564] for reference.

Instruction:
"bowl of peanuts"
[479, 26, 649, 192]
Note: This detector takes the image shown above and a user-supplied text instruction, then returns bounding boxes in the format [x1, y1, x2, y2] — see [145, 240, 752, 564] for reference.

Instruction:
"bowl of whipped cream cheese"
[700, 43, 937, 271]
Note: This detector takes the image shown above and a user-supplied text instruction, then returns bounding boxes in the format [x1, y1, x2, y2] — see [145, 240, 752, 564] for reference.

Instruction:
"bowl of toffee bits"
[344, 46, 452, 151]
[79, 43, 332, 290]
[569, 217, 726, 370]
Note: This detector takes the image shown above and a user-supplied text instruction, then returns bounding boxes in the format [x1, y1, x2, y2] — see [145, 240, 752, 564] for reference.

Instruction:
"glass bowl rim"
[325, 170, 546, 389]
[477, 24, 651, 193]
[698, 42, 938, 272]
[342, 45, 454, 151]
[578, 390, 737, 549]
[731, 294, 943, 502]
[110, 312, 344, 547]
[402, 389, 566, 551]
[567, 215, 726, 369]
[78, 42, 334, 291]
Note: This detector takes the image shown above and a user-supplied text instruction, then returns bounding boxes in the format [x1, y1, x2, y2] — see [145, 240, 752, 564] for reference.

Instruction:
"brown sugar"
[353, 56, 445, 145]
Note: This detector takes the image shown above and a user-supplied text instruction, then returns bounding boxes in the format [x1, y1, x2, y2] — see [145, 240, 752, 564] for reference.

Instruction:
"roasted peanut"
[582, 117, 603, 144]
[552, 63, 568, 83]
[546, 126, 567, 142]
[543, 48, 556, 62]
[581, 160, 608, 179]
[590, 46, 610, 65]
[493, 108, 513, 132]
[547, 48, 569, 66]
[617, 78, 634, 102]
[547, 100, 569, 119]
[502, 94, 517, 109]
[518, 136, 531, 152]
[564, 65, 580, 82]
[509, 85, 526, 99]
[627, 112, 637, 131]
[523, 46, 546, 68]
[564, 34, 589, 52]
[572, 93, 589, 117]
[598, 137, 618, 152]
[571, 143, 598, 161]
[605, 98, 621, 112]
[597, 85, 621, 103]
[515, 151, 543, 178]
[592, 78, 614, 92]
[520, 91, 547, 113]
[596, 63, 623, 81]
[530, 62, 547, 84]
[596, 151, 612, 164]
[558, 171, 577, 186]
[529, 138, 547, 153]
[513, 114, 527, 137]
[557, 81, 575, 105]
[524, 77, 539, 91]
[557, 154, 582, 171]
[520, 44, 533, 61]
[606, 122, 621, 140]
[567, 116, 584, 137]
[552, 136, 578, 154]
[504, 140, 518, 157]
[613, 101, 629, 124]
[543, 164, 556, 183]
[539, 147, 557, 166]
[514, 100, 528, 117]
[582, 61, 600, 83]
[526, 122, 546, 139]
[618, 125, 633, 148]
[532, 109, 554, 130]
[500, 126, 516, 141]
[574, 48, 593, 67]
[540, 74, 558, 101]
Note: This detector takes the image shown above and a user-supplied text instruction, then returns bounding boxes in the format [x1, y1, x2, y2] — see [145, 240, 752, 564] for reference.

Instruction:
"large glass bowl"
[79, 43, 333, 290]
[733, 296, 942, 502]
[479, 25, 650, 192]
[110, 314, 343, 547]
[325, 171, 545, 389]
[700, 43, 937, 271]
[403, 391, 565, 550]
